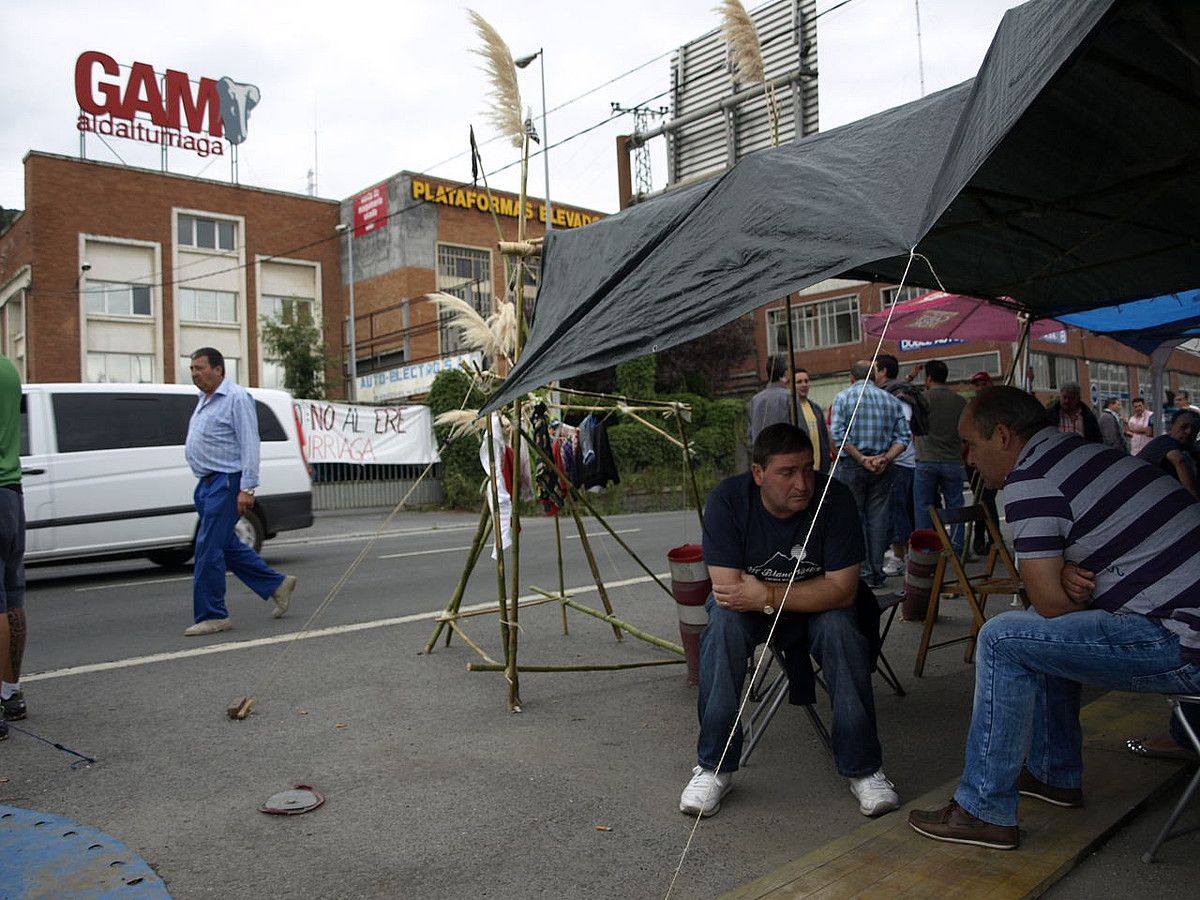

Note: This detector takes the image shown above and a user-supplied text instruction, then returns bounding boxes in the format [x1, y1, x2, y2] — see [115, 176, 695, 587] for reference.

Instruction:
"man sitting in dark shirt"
[1136, 409, 1199, 499]
[679, 423, 899, 820]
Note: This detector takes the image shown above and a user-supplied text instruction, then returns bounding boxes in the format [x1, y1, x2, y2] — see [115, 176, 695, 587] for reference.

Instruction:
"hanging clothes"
[579, 414, 597, 466]
[477, 413, 513, 560]
[582, 417, 620, 489]
[531, 402, 564, 515]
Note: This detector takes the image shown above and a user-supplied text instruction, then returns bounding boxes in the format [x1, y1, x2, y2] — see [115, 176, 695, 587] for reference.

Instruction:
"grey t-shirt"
[916, 385, 966, 463]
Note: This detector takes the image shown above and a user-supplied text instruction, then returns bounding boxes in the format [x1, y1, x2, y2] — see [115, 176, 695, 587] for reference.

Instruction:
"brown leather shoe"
[1017, 769, 1083, 808]
[908, 800, 1019, 850]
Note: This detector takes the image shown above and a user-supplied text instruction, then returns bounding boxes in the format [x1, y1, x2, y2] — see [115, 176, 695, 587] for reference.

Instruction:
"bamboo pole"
[468, 659, 685, 673]
[518, 427, 673, 598]
[527, 588, 684, 655]
[449, 620, 501, 665]
[435, 594, 562, 621]
[622, 410, 687, 450]
[554, 513, 569, 635]
[552, 385, 679, 409]
[565, 494, 623, 641]
[673, 404, 705, 534]
[425, 502, 492, 653]
[784, 294, 798, 426]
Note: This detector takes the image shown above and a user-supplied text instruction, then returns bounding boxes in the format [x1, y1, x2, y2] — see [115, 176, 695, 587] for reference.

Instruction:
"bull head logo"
[216, 77, 260, 145]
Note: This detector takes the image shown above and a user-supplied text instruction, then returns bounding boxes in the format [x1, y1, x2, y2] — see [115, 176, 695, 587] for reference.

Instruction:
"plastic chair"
[1142, 694, 1200, 862]
[913, 504, 1024, 677]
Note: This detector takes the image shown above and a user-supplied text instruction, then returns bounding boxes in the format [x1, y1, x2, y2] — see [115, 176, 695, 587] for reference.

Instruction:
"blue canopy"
[1056, 291, 1200, 354]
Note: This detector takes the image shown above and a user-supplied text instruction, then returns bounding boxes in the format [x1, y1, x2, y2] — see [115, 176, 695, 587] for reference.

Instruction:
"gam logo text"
[74, 51, 260, 158]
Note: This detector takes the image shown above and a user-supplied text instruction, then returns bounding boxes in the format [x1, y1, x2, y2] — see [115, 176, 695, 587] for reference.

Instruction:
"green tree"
[260, 308, 330, 400]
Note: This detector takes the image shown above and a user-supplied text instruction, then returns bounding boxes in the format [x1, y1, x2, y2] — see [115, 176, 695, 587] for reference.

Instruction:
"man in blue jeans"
[913, 359, 967, 551]
[909, 387, 1200, 849]
[680, 423, 899, 819]
[829, 361, 911, 587]
[183, 348, 297, 636]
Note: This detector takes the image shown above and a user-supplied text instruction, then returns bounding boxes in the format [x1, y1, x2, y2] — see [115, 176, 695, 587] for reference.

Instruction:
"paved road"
[3, 508, 1195, 898]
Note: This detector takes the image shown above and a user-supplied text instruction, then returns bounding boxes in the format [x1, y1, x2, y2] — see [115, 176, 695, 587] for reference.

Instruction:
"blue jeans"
[696, 596, 882, 778]
[913, 460, 966, 551]
[193, 472, 285, 623]
[889, 465, 915, 547]
[954, 609, 1200, 826]
[833, 459, 893, 584]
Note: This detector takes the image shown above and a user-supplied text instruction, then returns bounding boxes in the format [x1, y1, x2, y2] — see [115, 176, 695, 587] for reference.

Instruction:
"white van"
[20, 383, 313, 566]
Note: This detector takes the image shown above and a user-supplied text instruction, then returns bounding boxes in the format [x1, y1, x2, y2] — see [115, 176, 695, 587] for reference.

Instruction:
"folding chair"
[1142, 694, 1200, 863]
[913, 504, 1024, 677]
[741, 580, 904, 765]
[740, 644, 832, 767]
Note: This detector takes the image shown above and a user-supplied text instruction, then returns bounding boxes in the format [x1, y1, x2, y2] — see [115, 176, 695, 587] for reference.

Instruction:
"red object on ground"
[668, 544, 711, 686]
[903, 529, 942, 621]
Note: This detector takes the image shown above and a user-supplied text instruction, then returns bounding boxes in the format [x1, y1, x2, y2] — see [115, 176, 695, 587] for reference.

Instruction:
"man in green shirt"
[0, 353, 24, 739]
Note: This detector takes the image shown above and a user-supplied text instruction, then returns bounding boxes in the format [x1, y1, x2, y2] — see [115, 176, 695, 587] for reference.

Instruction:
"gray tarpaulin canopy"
[484, 0, 1200, 413]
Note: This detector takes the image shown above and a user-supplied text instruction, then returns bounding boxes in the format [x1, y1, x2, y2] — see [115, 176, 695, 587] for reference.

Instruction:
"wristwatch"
[241, 487, 256, 496]
[763, 603, 775, 616]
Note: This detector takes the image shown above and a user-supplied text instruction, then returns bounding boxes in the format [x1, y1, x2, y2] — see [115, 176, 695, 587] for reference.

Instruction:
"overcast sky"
[1, 0, 1020, 214]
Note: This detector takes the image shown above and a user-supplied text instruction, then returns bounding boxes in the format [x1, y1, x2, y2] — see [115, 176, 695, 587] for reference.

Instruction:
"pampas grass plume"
[716, 0, 765, 83]
[467, 9, 525, 149]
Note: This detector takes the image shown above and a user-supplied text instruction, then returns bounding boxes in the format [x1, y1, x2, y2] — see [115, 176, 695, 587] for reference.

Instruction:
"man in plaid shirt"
[830, 360, 912, 587]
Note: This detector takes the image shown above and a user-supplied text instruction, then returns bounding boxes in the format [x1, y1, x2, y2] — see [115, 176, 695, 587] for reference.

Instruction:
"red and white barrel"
[903, 529, 942, 621]
[667, 543, 711, 686]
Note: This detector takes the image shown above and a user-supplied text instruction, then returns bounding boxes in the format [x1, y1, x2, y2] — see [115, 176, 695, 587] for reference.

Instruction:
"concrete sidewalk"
[1, 559, 1196, 898]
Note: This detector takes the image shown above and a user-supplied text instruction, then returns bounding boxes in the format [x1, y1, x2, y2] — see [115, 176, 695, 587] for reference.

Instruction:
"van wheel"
[147, 547, 194, 568]
[236, 509, 265, 553]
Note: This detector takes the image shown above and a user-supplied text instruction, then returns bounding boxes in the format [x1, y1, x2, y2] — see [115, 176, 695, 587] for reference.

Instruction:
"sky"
[0, 0, 1021, 215]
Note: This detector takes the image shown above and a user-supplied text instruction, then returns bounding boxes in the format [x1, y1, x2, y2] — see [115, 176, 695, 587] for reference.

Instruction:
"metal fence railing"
[311, 462, 443, 511]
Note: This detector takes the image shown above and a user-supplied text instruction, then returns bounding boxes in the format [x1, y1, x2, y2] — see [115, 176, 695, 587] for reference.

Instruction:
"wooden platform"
[723, 692, 1189, 899]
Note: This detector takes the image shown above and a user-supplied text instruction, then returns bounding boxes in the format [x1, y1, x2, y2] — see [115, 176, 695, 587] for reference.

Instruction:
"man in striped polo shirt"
[909, 386, 1200, 850]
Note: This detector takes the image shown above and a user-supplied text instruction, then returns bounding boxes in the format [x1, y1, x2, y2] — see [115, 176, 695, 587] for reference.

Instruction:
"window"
[881, 285, 927, 307]
[940, 352, 1001, 382]
[1089, 361, 1130, 407]
[1136, 367, 1151, 399]
[179, 288, 238, 324]
[2, 289, 25, 372]
[52, 393, 195, 452]
[261, 295, 314, 324]
[179, 214, 236, 251]
[260, 295, 316, 390]
[84, 281, 152, 317]
[180, 356, 239, 384]
[766, 295, 861, 355]
[437, 244, 493, 355]
[1030, 352, 1078, 391]
[1174, 372, 1200, 402]
[86, 352, 154, 384]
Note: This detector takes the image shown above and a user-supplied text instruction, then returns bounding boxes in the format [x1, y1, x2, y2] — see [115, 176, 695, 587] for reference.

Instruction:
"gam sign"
[75, 50, 261, 159]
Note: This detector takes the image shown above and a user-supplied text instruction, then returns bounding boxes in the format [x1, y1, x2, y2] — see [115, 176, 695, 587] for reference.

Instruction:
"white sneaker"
[883, 549, 900, 566]
[183, 618, 232, 636]
[679, 766, 732, 817]
[271, 575, 298, 619]
[882, 560, 904, 578]
[849, 770, 900, 817]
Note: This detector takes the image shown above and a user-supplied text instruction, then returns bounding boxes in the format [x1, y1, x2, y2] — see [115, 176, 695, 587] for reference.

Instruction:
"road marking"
[24, 572, 673, 683]
[77, 575, 193, 593]
[375, 528, 641, 560]
[378, 546, 469, 560]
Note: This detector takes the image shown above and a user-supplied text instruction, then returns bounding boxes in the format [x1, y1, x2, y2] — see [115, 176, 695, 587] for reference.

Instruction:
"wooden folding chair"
[913, 504, 1024, 677]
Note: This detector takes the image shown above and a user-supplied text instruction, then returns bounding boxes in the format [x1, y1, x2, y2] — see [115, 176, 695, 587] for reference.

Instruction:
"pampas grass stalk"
[716, 0, 781, 146]
[467, 10, 524, 149]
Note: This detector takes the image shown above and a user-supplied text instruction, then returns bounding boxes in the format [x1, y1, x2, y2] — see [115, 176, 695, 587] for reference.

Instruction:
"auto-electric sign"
[75, 51, 260, 159]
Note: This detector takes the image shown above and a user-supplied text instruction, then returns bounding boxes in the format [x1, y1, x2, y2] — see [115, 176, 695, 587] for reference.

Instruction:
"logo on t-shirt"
[748, 548, 822, 583]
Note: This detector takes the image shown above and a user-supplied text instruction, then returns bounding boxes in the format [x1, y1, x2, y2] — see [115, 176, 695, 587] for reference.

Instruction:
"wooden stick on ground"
[565, 494, 623, 641]
[468, 659, 685, 673]
[425, 502, 492, 653]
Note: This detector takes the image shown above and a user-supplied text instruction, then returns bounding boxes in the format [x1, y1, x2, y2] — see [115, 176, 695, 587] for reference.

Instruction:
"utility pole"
[612, 102, 669, 197]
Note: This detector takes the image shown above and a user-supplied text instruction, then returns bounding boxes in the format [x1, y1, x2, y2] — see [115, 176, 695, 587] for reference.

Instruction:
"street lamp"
[335, 223, 357, 401]
[514, 48, 552, 232]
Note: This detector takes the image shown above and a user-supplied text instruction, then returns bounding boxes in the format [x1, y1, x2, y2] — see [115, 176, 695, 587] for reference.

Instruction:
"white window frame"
[86, 351, 155, 383]
[83, 280, 153, 318]
[1089, 361, 1131, 409]
[881, 285, 927, 308]
[178, 287, 240, 325]
[436, 242, 494, 356]
[1030, 352, 1079, 392]
[766, 294, 862, 355]
[178, 213, 238, 252]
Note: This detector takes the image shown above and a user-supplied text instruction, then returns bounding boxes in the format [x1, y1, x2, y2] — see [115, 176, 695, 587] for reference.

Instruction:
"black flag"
[469, 126, 479, 186]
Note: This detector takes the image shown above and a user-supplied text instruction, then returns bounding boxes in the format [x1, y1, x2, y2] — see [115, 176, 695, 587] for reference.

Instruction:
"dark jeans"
[696, 595, 883, 778]
[833, 460, 894, 584]
[0, 487, 25, 613]
[914, 460, 966, 551]
[889, 465, 915, 547]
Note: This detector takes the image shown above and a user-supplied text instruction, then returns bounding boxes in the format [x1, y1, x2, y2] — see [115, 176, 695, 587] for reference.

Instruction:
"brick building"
[742, 279, 1200, 412]
[0, 155, 604, 400]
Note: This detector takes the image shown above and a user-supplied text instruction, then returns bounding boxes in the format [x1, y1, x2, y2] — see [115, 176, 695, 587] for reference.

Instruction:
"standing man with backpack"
[875, 355, 926, 576]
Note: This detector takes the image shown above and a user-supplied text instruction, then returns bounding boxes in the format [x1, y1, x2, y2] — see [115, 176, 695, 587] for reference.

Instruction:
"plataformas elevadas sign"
[74, 50, 261, 159]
